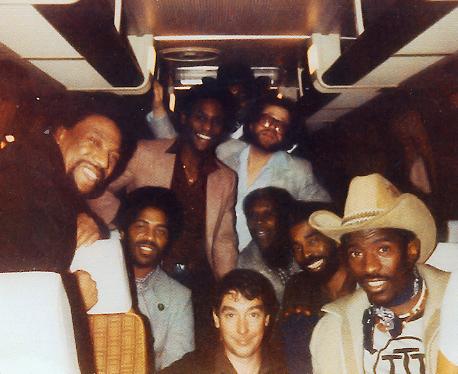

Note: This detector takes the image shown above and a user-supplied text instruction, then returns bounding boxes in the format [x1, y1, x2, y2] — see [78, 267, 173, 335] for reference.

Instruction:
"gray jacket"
[136, 267, 194, 370]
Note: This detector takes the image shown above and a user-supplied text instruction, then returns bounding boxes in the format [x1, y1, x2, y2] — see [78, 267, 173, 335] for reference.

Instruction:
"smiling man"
[160, 269, 287, 374]
[237, 187, 296, 303]
[308, 173, 450, 374]
[117, 187, 194, 370]
[0, 99, 122, 273]
[280, 200, 355, 374]
[90, 83, 238, 348]
[0, 97, 124, 373]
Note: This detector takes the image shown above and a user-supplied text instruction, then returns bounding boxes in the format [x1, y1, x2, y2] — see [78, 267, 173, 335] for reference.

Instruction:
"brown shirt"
[163, 140, 218, 273]
[159, 345, 288, 374]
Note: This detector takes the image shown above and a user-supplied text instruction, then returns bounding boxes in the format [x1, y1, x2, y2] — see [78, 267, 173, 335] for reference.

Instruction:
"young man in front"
[309, 173, 449, 374]
[160, 269, 287, 374]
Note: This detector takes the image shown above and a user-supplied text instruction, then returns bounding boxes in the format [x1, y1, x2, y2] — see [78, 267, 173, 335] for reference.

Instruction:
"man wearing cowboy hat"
[308, 173, 449, 374]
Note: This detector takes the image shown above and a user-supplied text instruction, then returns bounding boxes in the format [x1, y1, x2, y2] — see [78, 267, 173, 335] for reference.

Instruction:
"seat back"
[0, 272, 80, 373]
[88, 311, 150, 374]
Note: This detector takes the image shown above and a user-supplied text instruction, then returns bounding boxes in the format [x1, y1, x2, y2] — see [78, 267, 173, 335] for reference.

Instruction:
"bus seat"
[88, 311, 150, 374]
[71, 230, 132, 314]
[426, 242, 458, 272]
[0, 272, 80, 374]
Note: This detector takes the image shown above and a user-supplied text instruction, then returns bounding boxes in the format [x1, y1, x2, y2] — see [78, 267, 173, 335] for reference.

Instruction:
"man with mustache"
[309, 174, 449, 374]
[89, 84, 237, 347]
[280, 200, 355, 374]
[148, 90, 330, 252]
[116, 187, 194, 370]
[160, 269, 287, 374]
[0, 97, 123, 372]
[0, 98, 122, 272]
[237, 187, 296, 303]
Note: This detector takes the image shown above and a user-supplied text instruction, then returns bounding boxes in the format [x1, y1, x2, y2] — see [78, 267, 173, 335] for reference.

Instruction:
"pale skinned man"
[160, 269, 287, 374]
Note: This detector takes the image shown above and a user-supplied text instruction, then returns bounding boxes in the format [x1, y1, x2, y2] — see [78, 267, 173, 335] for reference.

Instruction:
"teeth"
[82, 166, 98, 181]
[140, 246, 153, 252]
[196, 133, 211, 140]
[368, 280, 385, 287]
[308, 259, 324, 270]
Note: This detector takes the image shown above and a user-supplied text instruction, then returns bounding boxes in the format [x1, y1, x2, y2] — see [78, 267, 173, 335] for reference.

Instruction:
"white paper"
[70, 230, 132, 314]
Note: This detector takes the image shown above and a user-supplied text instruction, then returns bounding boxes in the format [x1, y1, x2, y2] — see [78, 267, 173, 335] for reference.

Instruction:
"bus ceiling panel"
[35, 0, 144, 87]
[302, 1, 457, 129]
[124, 0, 357, 37]
[0, 1, 150, 91]
[321, 1, 457, 86]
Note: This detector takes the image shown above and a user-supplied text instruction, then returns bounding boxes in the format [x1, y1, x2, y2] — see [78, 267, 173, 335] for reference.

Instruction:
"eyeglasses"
[256, 113, 289, 133]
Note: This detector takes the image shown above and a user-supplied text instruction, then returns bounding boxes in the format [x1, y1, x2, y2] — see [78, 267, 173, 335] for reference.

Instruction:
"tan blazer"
[89, 139, 238, 278]
[310, 264, 450, 374]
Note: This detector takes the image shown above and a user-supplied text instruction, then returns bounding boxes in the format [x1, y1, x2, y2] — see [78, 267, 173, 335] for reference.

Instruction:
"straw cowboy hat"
[309, 173, 436, 263]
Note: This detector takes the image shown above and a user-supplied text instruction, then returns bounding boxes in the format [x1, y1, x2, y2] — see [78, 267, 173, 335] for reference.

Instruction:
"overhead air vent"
[160, 47, 220, 63]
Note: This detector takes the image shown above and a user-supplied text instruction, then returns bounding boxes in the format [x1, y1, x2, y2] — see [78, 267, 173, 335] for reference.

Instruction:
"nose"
[144, 227, 157, 244]
[362, 251, 381, 275]
[93, 149, 110, 170]
[201, 118, 213, 133]
[237, 317, 248, 335]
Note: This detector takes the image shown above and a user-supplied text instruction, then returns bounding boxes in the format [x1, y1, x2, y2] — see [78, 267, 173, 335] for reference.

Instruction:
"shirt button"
[158, 303, 165, 311]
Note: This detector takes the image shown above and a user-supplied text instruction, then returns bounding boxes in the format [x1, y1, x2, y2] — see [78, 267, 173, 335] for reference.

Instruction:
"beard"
[250, 134, 286, 153]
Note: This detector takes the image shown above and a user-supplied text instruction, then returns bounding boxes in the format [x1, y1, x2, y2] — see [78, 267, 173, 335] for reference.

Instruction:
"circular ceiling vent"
[160, 47, 220, 63]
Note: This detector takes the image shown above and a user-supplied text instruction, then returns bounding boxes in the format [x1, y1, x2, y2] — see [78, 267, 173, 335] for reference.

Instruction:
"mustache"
[74, 161, 106, 180]
[360, 275, 390, 282]
[135, 241, 158, 250]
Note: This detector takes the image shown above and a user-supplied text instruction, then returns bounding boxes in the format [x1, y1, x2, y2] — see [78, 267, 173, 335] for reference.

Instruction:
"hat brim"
[309, 194, 436, 263]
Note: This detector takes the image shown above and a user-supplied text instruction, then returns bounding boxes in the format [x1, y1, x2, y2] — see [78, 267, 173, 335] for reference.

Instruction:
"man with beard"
[148, 92, 330, 251]
[0, 99, 123, 372]
[309, 174, 449, 374]
[116, 187, 194, 370]
[237, 187, 296, 303]
[280, 200, 355, 374]
[90, 84, 237, 347]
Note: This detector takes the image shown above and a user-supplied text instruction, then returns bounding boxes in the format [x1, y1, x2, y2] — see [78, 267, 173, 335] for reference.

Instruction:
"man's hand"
[152, 80, 167, 118]
[76, 213, 101, 249]
[74, 270, 98, 311]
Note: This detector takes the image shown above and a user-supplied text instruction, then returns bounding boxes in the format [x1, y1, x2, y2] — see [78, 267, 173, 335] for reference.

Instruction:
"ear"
[406, 238, 420, 265]
[212, 310, 220, 329]
[264, 314, 270, 327]
[54, 126, 68, 145]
